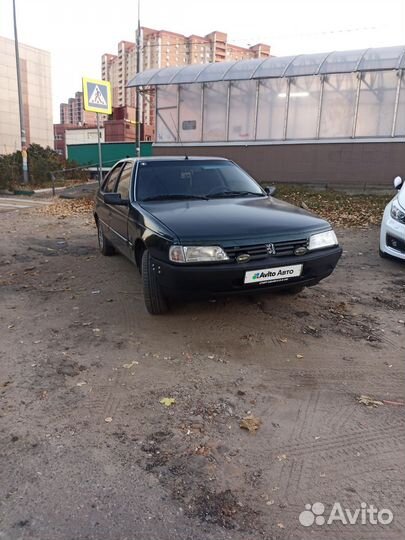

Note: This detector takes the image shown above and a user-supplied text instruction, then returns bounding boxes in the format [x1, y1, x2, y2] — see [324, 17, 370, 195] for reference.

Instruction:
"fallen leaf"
[277, 522, 285, 529]
[278, 337, 288, 343]
[240, 415, 261, 433]
[296, 354, 304, 359]
[277, 454, 287, 461]
[357, 395, 383, 407]
[160, 397, 176, 407]
[122, 361, 138, 369]
[104, 417, 113, 423]
[76, 381, 87, 387]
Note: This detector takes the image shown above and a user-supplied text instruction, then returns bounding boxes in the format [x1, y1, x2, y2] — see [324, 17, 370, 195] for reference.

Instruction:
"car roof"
[119, 156, 230, 163]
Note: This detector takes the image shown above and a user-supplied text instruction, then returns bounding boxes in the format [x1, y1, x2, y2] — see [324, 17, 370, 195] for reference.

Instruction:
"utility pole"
[13, 0, 29, 184]
[135, 0, 141, 158]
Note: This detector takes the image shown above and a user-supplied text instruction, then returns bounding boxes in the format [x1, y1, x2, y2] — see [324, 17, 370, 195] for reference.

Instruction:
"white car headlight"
[390, 199, 405, 224]
[308, 230, 338, 251]
[169, 245, 229, 263]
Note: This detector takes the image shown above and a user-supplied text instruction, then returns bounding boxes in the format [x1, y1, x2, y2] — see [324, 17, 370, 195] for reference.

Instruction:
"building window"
[287, 76, 321, 139]
[202, 81, 228, 142]
[319, 73, 357, 138]
[356, 71, 398, 137]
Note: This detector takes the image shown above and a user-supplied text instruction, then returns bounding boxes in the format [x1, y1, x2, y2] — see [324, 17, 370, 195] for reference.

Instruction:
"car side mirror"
[393, 176, 403, 190]
[264, 186, 276, 197]
[103, 193, 129, 206]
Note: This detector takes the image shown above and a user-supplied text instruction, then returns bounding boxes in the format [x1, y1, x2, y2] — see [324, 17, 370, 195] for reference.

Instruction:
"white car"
[380, 176, 405, 261]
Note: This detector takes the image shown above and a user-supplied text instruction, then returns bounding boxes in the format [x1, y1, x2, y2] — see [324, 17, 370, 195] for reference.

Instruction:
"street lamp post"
[135, 0, 141, 158]
[13, 0, 29, 184]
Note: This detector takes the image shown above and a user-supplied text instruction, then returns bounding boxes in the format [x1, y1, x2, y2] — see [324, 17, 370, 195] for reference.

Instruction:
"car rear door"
[98, 162, 125, 243]
[109, 161, 134, 257]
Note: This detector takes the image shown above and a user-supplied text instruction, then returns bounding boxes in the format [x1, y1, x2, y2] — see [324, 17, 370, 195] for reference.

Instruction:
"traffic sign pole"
[96, 113, 103, 185]
[82, 77, 111, 183]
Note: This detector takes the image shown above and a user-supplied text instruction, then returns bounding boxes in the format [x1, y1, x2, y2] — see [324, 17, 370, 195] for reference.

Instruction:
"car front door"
[108, 161, 134, 257]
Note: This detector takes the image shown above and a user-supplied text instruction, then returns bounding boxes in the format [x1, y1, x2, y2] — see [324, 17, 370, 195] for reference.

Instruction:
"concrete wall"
[0, 36, 53, 154]
[153, 142, 405, 187]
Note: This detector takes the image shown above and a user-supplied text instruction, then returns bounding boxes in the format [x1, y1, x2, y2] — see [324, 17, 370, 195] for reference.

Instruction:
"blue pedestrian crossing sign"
[82, 77, 112, 114]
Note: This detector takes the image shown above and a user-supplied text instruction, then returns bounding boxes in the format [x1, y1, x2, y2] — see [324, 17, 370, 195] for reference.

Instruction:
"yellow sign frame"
[82, 77, 112, 115]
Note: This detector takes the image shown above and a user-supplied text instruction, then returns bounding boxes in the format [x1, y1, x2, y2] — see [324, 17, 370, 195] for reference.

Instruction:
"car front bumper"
[151, 246, 342, 297]
[380, 206, 405, 261]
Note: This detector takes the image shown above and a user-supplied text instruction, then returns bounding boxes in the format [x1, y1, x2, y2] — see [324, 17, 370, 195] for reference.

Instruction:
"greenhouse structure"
[128, 46, 405, 186]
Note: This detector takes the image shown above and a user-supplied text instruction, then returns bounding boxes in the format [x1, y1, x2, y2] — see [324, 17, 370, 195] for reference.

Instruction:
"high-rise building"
[102, 28, 270, 131]
[55, 91, 101, 157]
[59, 91, 98, 126]
[0, 36, 53, 154]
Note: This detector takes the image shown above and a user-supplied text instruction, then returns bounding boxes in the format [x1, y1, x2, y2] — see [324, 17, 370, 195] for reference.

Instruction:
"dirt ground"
[0, 202, 404, 540]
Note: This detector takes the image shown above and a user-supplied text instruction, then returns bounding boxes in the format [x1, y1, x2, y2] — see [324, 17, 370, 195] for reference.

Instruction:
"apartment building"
[55, 91, 102, 157]
[101, 28, 270, 132]
[0, 36, 53, 154]
[59, 91, 98, 126]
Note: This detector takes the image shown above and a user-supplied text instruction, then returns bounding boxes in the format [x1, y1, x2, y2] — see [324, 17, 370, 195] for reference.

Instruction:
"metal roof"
[128, 45, 405, 87]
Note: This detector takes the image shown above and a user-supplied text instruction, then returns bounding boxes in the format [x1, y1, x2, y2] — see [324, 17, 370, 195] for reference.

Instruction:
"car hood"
[140, 196, 331, 244]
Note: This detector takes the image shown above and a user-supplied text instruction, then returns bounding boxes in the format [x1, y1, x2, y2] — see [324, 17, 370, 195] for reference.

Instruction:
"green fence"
[67, 142, 153, 168]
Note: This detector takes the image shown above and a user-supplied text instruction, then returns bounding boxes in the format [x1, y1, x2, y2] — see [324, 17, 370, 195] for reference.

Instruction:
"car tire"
[141, 250, 169, 315]
[281, 285, 305, 295]
[97, 221, 115, 256]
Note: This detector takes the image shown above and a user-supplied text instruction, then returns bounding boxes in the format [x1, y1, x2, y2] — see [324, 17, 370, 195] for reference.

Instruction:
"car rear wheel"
[97, 221, 115, 256]
[141, 250, 169, 315]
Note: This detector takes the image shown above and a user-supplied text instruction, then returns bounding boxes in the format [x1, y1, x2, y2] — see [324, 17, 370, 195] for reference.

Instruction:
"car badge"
[266, 243, 276, 255]
[236, 253, 250, 263]
[294, 246, 308, 256]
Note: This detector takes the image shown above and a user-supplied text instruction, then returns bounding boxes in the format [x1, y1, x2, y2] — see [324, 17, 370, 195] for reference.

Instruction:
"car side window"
[102, 163, 124, 193]
[116, 162, 133, 200]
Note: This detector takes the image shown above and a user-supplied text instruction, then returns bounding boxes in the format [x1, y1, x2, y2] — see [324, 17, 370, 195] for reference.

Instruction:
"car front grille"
[224, 239, 308, 261]
[273, 238, 308, 256]
[225, 244, 270, 261]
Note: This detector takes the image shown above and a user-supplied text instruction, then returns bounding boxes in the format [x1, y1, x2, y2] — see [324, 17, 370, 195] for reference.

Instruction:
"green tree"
[0, 144, 87, 190]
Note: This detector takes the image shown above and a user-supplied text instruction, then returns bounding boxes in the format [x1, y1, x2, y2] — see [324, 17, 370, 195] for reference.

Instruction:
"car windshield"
[136, 160, 264, 202]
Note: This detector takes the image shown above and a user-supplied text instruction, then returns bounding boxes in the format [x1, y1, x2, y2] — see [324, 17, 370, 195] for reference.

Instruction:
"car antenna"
[170, 112, 188, 160]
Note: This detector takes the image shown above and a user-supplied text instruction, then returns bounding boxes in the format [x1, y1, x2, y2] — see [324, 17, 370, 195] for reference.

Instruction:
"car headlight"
[390, 199, 405, 224]
[169, 245, 229, 263]
[308, 230, 338, 251]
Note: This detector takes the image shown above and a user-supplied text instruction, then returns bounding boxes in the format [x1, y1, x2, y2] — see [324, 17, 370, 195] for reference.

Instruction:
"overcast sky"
[1, 0, 404, 121]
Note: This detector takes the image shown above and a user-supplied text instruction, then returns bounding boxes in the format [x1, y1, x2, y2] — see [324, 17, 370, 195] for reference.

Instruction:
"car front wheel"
[97, 221, 115, 256]
[141, 250, 169, 315]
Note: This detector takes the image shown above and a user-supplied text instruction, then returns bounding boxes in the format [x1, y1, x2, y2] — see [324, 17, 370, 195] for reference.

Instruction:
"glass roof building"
[128, 46, 405, 145]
